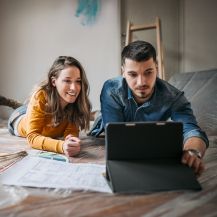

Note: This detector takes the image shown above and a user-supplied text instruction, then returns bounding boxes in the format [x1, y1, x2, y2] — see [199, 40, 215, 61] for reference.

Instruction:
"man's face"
[122, 58, 158, 104]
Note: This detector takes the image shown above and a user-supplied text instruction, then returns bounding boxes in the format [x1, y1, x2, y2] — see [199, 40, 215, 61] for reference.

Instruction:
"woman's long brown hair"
[38, 56, 91, 131]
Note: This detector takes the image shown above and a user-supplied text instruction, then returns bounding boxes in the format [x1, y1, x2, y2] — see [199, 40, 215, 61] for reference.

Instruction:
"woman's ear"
[51, 76, 56, 87]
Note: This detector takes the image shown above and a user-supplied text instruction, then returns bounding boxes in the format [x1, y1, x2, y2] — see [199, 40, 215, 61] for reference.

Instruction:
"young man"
[90, 40, 208, 176]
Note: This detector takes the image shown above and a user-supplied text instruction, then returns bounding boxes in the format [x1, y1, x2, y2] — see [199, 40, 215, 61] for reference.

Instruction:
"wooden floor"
[0, 121, 217, 217]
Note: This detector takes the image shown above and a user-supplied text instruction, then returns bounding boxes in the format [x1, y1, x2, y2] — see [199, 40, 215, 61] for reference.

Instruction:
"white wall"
[0, 0, 121, 119]
[179, 0, 217, 72]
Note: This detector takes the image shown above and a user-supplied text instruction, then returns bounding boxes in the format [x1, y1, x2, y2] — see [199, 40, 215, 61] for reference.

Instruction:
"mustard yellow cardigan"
[18, 90, 79, 154]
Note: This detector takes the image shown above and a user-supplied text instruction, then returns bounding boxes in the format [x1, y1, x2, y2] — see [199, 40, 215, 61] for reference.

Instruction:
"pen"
[38, 152, 68, 162]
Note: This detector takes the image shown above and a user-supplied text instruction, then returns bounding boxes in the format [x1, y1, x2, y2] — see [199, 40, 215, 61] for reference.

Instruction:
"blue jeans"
[8, 105, 27, 135]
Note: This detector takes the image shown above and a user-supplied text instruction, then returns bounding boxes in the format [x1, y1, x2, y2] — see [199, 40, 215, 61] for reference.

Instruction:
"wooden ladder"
[125, 17, 165, 80]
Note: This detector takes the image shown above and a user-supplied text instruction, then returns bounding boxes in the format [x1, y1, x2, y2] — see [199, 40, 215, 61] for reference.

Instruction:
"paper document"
[0, 156, 111, 193]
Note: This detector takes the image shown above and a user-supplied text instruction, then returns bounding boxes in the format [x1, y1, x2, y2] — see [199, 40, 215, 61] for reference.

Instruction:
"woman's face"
[52, 66, 81, 109]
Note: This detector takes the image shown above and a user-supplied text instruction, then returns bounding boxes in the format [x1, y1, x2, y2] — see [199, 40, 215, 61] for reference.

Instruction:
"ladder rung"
[130, 24, 156, 31]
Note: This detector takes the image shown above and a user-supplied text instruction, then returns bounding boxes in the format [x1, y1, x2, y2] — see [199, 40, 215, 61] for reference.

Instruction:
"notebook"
[105, 122, 202, 193]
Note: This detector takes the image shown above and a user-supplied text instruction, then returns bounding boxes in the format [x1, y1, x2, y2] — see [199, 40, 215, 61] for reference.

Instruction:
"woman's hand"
[63, 134, 81, 157]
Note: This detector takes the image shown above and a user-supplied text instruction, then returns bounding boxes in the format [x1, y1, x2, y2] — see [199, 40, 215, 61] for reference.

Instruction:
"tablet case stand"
[105, 122, 202, 193]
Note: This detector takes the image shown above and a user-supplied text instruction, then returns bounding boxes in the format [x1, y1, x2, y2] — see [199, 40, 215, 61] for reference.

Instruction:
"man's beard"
[133, 86, 154, 102]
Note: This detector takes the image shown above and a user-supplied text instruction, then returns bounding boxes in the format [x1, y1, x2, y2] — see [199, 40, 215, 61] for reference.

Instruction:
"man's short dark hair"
[121, 40, 157, 65]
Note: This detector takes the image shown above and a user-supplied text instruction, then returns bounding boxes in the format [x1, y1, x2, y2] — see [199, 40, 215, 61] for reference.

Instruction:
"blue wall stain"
[75, 0, 100, 25]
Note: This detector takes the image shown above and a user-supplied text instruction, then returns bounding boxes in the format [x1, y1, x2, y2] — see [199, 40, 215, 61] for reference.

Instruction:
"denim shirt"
[90, 76, 209, 147]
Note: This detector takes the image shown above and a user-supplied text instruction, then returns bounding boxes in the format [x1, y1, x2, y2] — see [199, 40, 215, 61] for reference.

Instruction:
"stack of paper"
[0, 151, 27, 173]
[0, 156, 112, 193]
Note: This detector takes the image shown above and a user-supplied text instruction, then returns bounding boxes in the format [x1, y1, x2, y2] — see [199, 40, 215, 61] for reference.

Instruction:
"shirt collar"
[127, 86, 156, 108]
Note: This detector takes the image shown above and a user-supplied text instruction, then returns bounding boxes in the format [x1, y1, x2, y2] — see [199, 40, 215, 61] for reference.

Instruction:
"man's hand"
[182, 150, 205, 176]
[182, 137, 207, 177]
[63, 134, 81, 157]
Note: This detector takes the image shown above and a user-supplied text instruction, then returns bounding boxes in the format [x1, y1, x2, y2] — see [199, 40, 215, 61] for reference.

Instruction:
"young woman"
[8, 56, 91, 157]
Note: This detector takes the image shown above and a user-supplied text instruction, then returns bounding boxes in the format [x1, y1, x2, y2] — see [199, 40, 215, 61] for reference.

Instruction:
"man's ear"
[121, 66, 125, 77]
[155, 61, 159, 77]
